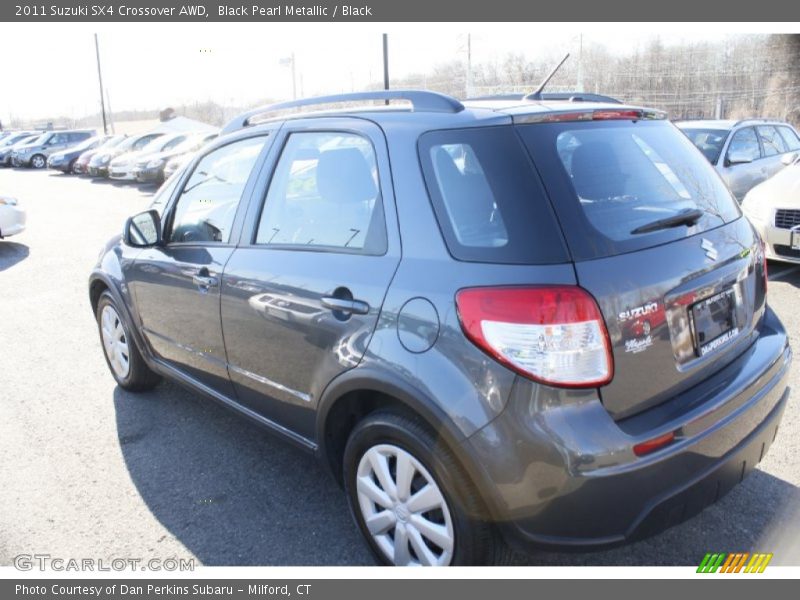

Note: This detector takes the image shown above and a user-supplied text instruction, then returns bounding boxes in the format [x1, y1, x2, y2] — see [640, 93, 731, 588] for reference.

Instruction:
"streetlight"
[279, 53, 297, 100]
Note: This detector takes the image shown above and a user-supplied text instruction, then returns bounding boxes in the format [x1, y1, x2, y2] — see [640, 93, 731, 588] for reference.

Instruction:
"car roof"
[676, 118, 790, 130]
[229, 98, 664, 139]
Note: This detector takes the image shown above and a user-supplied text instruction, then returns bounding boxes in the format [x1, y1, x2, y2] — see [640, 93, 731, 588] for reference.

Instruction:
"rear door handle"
[321, 296, 370, 315]
[192, 273, 219, 288]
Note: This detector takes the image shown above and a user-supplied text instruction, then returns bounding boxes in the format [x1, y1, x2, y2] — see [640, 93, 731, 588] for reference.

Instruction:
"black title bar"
[3, 0, 800, 21]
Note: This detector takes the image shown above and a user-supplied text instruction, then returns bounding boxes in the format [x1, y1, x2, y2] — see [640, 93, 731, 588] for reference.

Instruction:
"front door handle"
[321, 296, 370, 315]
[193, 273, 219, 289]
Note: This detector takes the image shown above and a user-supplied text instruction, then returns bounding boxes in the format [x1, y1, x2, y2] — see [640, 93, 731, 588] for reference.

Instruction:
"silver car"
[677, 119, 800, 201]
[11, 129, 96, 168]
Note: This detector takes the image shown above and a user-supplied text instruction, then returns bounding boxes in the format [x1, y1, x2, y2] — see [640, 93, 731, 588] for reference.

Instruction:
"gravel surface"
[1, 168, 798, 567]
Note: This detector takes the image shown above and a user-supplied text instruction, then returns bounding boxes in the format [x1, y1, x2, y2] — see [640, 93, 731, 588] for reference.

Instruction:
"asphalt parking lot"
[1, 168, 799, 567]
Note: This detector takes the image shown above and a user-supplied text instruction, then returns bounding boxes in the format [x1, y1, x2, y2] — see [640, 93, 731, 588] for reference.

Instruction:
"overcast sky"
[0, 23, 781, 123]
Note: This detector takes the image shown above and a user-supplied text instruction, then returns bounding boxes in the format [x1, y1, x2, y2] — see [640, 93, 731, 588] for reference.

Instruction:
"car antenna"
[523, 53, 570, 101]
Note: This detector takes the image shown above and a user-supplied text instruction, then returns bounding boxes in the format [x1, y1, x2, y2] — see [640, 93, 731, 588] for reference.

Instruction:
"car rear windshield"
[677, 127, 730, 163]
[418, 126, 569, 264]
[517, 119, 741, 261]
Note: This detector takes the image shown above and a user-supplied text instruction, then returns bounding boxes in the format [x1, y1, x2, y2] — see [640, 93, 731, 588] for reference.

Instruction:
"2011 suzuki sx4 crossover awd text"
[90, 91, 792, 566]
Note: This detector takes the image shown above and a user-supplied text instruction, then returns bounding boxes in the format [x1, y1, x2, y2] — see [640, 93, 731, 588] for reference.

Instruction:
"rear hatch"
[517, 114, 768, 419]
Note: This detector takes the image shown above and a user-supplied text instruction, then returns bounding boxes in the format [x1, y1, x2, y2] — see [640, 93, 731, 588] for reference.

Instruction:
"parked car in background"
[90, 91, 789, 566]
[133, 132, 217, 184]
[89, 132, 164, 177]
[0, 133, 40, 166]
[109, 133, 191, 182]
[162, 152, 192, 181]
[74, 135, 127, 175]
[0, 196, 26, 239]
[47, 134, 111, 174]
[742, 154, 800, 263]
[11, 129, 96, 168]
[677, 119, 800, 201]
[0, 131, 39, 150]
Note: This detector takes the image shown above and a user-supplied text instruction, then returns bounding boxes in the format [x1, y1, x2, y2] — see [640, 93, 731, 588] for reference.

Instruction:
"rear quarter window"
[518, 120, 741, 260]
[418, 126, 568, 264]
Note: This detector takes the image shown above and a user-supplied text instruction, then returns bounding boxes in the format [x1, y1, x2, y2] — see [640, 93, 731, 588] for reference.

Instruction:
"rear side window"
[518, 120, 741, 260]
[777, 126, 800, 151]
[757, 125, 787, 156]
[418, 127, 568, 264]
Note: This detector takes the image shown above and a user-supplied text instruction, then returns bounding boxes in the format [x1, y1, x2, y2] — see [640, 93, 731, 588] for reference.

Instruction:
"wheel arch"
[89, 271, 152, 366]
[315, 368, 502, 520]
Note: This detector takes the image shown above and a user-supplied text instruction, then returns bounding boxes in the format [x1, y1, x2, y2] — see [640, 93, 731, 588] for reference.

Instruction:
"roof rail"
[732, 118, 775, 127]
[222, 90, 465, 134]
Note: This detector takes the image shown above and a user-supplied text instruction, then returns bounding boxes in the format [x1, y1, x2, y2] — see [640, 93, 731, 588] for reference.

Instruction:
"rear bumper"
[463, 307, 791, 549]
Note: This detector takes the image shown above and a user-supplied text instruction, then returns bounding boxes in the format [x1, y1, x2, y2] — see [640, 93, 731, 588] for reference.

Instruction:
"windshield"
[72, 136, 100, 152]
[678, 127, 730, 163]
[518, 120, 741, 260]
[25, 133, 49, 146]
[141, 135, 177, 154]
[99, 135, 126, 149]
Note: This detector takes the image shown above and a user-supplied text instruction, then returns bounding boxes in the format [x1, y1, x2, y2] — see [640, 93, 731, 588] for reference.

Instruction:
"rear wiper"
[630, 208, 705, 235]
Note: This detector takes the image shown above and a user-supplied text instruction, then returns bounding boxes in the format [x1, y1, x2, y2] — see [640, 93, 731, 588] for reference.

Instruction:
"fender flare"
[314, 365, 503, 518]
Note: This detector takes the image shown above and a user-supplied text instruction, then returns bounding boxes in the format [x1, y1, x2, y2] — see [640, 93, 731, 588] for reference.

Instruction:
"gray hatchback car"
[677, 119, 800, 201]
[12, 129, 96, 168]
[90, 91, 791, 565]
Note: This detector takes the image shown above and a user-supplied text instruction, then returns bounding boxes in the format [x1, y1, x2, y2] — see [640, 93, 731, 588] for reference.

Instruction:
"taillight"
[455, 286, 614, 388]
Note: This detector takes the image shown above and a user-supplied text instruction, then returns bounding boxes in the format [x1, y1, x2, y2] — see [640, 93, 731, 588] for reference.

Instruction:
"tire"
[343, 410, 509, 566]
[68, 159, 78, 174]
[96, 291, 160, 392]
[30, 154, 46, 169]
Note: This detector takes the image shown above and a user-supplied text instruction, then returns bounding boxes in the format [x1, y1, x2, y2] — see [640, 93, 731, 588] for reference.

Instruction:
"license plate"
[691, 288, 738, 357]
[791, 229, 800, 251]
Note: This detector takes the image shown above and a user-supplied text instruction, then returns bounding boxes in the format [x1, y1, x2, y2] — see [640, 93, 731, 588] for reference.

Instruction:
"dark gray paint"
[89, 98, 792, 553]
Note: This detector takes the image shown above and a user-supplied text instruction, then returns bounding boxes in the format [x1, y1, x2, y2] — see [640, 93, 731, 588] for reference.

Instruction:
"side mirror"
[123, 209, 162, 247]
[726, 151, 753, 166]
[781, 152, 798, 166]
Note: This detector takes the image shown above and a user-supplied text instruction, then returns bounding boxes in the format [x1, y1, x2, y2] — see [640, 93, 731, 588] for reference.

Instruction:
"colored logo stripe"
[697, 552, 772, 573]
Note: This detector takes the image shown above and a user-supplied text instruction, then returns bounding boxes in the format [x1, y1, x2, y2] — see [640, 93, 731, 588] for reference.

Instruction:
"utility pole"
[105, 88, 115, 134]
[291, 52, 297, 100]
[382, 34, 390, 91]
[466, 33, 473, 98]
[576, 34, 584, 93]
[94, 33, 108, 134]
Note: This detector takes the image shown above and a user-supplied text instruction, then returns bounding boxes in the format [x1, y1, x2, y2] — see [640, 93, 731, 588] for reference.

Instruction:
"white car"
[108, 133, 190, 181]
[742, 155, 800, 263]
[0, 196, 26, 239]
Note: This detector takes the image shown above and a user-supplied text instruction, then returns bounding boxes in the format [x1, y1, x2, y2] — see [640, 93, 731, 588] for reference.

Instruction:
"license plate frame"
[691, 288, 739, 357]
[791, 228, 800, 251]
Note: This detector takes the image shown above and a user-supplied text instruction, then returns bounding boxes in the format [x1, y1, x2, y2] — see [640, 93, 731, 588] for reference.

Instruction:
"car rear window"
[517, 119, 741, 261]
[418, 126, 569, 264]
[678, 128, 729, 163]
